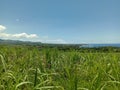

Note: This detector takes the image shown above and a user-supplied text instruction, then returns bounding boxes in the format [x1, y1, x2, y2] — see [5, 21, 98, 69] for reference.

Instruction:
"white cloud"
[0, 25, 38, 39]
[0, 33, 38, 39]
[12, 33, 38, 38]
[0, 25, 6, 31]
[0, 25, 66, 44]
[44, 39, 67, 44]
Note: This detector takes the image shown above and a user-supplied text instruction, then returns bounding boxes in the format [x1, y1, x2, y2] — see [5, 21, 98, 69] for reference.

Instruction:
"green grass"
[0, 45, 120, 90]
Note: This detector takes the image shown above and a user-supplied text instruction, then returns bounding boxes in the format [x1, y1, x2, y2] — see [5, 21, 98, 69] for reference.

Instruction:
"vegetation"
[0, 45, 120, 90]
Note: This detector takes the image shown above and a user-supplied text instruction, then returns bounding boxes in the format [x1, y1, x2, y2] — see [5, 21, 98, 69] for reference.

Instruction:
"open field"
[0, 45, 120, 90]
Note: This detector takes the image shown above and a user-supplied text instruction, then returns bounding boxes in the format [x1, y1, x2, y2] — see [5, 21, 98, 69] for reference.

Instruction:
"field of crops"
[0, 45, 120, 90]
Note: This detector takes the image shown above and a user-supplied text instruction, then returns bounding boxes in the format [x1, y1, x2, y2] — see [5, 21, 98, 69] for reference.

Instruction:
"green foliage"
[0, 45, 120, 90]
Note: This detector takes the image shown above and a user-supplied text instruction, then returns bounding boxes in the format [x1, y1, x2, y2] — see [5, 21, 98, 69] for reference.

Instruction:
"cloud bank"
[0, 25, 67, 43]
[43, 39, 66, 44]
[0, 25, 6, 31]
[0, 25, 38, 39]
[0, 33, 38, 39]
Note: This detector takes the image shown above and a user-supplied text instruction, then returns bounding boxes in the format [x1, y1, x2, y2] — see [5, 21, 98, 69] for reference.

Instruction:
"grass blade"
[0, 54, 6, 72]
[15, 81, 33, 90]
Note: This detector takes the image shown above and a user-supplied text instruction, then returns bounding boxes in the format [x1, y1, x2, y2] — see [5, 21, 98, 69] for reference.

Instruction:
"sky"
[0, 0, 120, 44]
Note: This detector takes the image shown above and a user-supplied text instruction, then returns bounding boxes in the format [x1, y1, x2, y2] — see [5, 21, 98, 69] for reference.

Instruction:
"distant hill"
[0, 39, 82, 49]
[0, 39, 42, 45]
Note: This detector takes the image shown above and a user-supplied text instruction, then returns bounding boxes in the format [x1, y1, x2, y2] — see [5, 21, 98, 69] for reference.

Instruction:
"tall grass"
[0, 45, 120, 90]
[0, 54, 6, 72]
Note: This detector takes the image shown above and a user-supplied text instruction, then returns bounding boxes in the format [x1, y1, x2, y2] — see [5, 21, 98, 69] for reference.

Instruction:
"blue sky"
[0, 0, 120, 44]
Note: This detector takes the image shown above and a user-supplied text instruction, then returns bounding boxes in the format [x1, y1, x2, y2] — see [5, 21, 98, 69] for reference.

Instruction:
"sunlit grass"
[0, 45, 120, 90]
